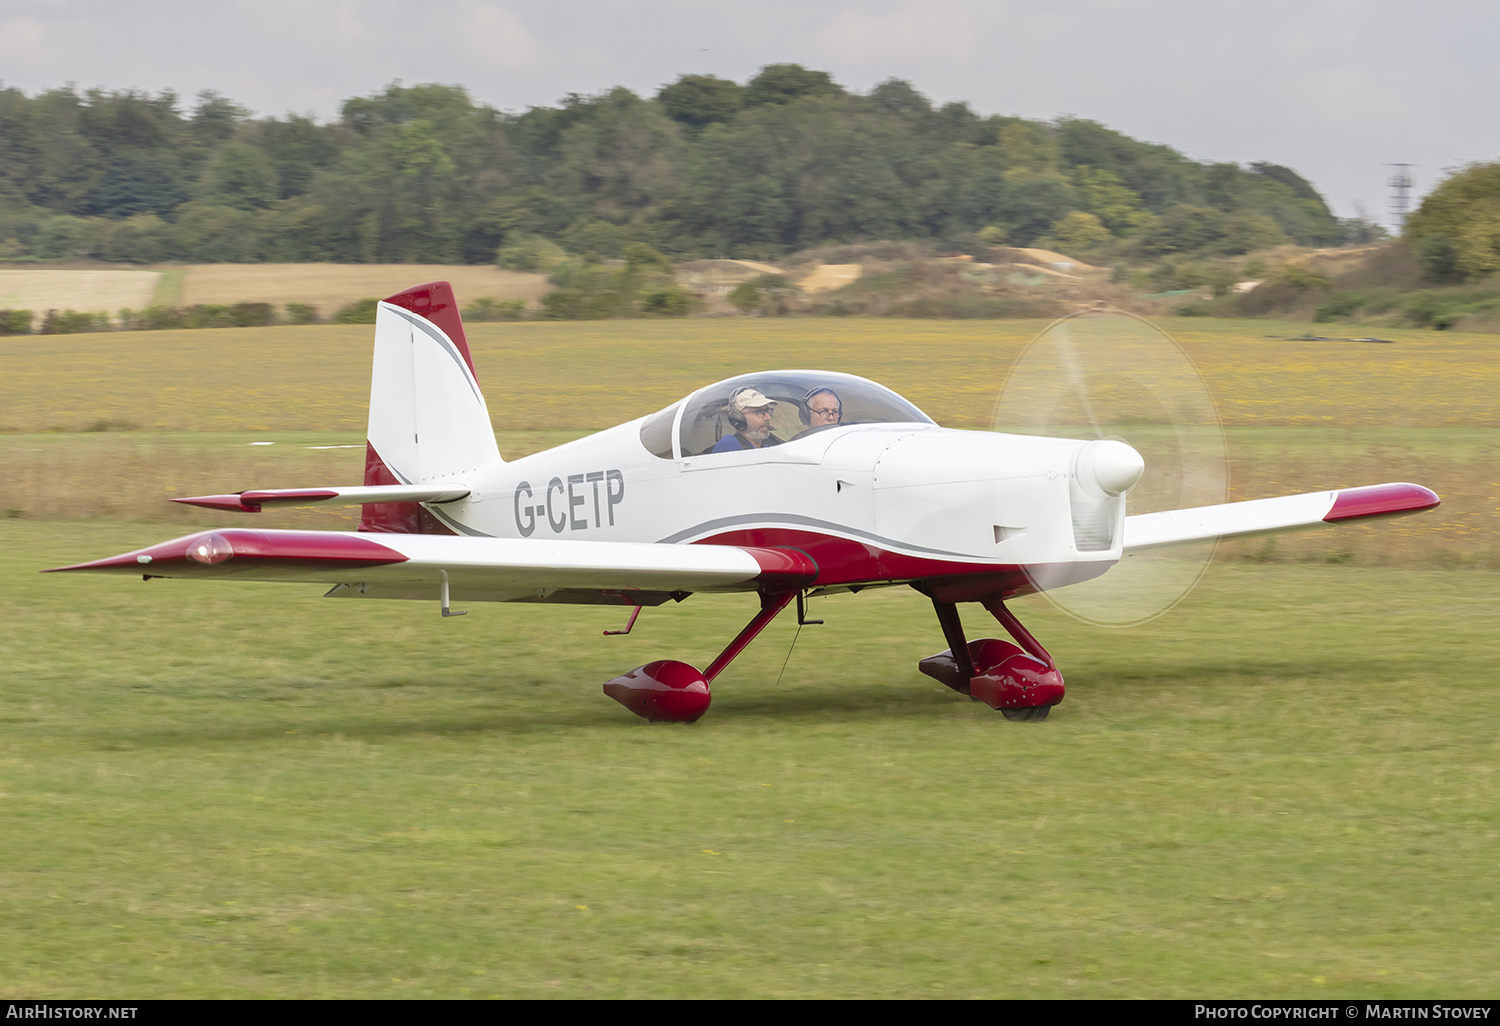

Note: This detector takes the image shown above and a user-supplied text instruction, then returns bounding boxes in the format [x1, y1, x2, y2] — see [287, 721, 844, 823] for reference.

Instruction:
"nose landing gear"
[917, 592, 1064, 720]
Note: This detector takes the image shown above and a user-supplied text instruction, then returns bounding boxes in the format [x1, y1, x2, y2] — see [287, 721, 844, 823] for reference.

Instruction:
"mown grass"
[5, 318, 1498, 434]
[1, 423, 1491, 566]
[3, 315, 1497, 996]
[2, 316, 1496, 567]
[5, 520, 1499, 998]
[149, 267, 185, 309]
[0, 430, 590, 531]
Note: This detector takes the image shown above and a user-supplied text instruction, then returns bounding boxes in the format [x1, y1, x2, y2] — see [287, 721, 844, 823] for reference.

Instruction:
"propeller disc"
[993, 310, 1227, 626]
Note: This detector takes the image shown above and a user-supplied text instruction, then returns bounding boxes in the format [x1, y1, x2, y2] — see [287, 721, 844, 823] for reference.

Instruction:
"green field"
[2, 318, 1498, 997]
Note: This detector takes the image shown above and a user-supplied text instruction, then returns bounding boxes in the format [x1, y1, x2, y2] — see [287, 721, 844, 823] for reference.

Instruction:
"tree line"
[0, 65, 1362, 267]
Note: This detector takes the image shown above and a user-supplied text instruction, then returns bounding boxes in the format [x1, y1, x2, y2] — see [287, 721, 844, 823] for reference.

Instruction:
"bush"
[496, 234, 568, 272]
[538, 248, 683, 319]
[639, 286, 692, 316]
[285, 303, 319, 324]
[39, 309, 111, 334]
[1404, 292, 1450, 329]
[1415, 235, 1461, 283]
[729, 274, 796, 314]
[462, 297, 526, 321]
[622, 242, 675, 275]
[182, 305, 226, 328]
[333, 298, 379, 324]
[1314, 293, 1365, 322]
[0, 310, 33, 335]
[230, 303, 274, 327]
[135, 306, 185, 330]
[115, 303, 277, 330]
[538, 289, 589, 320]
[1400, 289, 1500, 330]
[1274, 263, 1329, 291]
[537, 287, 627, 320]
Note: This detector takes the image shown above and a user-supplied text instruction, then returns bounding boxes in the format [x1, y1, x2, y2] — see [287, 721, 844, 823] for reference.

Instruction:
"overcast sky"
[2, 0, 1494, 223]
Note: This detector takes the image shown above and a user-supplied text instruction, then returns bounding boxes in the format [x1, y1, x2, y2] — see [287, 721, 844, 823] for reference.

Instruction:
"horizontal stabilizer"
[46, 529, 817, 605]
[1124, 482, 1439, 553]
[172, 485, 471, 513]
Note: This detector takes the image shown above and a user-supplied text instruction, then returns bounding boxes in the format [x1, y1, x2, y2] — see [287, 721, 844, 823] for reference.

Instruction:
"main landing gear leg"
[603, 589, 799, 724]
[917, 595, 1065, 721]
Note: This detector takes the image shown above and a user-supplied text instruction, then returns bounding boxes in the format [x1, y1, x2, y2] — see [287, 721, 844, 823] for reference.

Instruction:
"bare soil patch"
[998, 248, 1101, 274]
[796, 263, 863, 294]
[729, 259, 785, 276]
[676, 259, 787, 286]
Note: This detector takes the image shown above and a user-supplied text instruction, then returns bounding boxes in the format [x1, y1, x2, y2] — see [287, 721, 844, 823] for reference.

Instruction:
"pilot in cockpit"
[711, 387, 783, 452]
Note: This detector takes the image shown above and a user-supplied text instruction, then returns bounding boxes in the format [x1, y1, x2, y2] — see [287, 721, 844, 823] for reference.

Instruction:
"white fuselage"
[421, 419, 1122, 593]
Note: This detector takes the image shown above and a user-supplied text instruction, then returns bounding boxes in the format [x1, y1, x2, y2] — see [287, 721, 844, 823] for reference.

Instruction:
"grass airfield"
[2, 317, 1498, 997]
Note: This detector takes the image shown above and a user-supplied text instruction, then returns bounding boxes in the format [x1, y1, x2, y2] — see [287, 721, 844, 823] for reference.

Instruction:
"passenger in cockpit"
[803, 387, 842, 428]
[711, 387, 783, 452]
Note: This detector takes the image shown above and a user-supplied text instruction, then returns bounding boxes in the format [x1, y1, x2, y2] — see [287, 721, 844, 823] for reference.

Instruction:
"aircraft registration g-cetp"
[51, 282, 1440, 723]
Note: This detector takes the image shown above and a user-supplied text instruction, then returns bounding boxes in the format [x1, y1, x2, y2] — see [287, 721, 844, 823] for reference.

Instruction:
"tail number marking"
[514, 471, 624, 537]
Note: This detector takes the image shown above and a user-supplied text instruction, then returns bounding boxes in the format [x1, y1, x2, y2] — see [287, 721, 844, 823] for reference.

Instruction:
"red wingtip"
[381, 280, 477, 380]
[46, 529, 410, 574]
[1324, 483, 1441, 522]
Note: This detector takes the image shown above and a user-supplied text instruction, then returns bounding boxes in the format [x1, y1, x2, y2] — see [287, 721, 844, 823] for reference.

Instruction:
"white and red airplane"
[50, 282, 1440, 722]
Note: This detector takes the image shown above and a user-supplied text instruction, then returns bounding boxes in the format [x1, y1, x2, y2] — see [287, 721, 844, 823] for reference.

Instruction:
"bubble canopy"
[638, 370, 936, 460]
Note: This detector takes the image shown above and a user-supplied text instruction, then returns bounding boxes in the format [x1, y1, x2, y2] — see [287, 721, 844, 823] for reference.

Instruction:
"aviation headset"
[727, 386, 765, 431]
[800, 386, 842, 426]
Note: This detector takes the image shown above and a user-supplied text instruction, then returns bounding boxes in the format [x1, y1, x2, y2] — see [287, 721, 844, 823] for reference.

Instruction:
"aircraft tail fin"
[363, 281, 501, 534]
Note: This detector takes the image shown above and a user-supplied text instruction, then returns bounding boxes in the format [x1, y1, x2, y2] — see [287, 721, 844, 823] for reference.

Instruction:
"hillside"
[1, 69, 1355, 273]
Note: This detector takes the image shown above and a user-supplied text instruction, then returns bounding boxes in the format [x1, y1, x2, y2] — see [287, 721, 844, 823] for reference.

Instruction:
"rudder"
[362, 281, 501, 533]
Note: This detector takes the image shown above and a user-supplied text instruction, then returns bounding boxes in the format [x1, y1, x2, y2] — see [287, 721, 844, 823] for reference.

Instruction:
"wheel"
[1001, 705, 1051, 722]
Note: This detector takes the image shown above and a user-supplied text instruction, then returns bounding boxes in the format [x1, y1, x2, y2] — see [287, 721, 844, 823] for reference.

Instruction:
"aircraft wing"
[170, 485, 469, 513]
[1124, 482, 1439, 553]
[45, 529, 816, 606]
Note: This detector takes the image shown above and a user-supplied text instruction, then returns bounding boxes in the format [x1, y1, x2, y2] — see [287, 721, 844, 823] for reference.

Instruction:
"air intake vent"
[1070, 482, 1116, 551]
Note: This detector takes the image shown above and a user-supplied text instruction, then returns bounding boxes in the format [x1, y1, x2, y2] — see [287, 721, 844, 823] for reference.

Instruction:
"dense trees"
[0, 70, 1349, 266]
[1405, 163, 1500, 282]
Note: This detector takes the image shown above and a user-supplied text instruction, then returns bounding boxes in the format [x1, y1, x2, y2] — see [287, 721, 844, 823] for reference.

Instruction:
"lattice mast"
[1387, 164, 1415, 233]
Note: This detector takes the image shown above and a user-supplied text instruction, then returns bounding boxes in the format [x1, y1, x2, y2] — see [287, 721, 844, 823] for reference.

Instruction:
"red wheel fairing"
[919, 638, 1066, 711]
[603, 660, 712, 723]
[967, 642, 1065, 711]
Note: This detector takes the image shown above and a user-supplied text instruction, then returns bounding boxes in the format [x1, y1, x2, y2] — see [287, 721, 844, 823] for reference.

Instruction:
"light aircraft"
[50, 282, 1440, 722]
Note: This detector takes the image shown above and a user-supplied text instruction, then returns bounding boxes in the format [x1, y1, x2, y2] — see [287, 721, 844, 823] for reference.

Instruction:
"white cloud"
[814, 2, 973, 66]
[461, 2, 544, 71]
[0, 18, 48, 64]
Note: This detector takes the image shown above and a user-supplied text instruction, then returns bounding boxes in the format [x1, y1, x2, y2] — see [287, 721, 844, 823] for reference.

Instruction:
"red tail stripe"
[381, 280, 477, 380]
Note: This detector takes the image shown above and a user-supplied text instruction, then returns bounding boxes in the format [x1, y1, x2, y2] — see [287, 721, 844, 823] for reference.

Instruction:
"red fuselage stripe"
[697, 527, 1081, 594]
